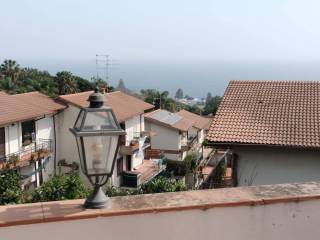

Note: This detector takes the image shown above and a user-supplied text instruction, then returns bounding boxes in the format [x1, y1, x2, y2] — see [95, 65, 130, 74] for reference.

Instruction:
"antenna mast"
[95, 54, 109, 83]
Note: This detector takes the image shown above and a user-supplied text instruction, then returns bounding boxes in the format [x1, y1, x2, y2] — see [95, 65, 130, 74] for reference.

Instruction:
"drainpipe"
[53, 114, 57, 176]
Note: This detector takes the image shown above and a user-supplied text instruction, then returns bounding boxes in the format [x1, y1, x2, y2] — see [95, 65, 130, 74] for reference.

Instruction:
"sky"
[1, 0, 320, 96]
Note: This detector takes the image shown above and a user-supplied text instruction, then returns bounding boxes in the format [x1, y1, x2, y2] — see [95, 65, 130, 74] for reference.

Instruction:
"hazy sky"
[1, 0, 320, 62]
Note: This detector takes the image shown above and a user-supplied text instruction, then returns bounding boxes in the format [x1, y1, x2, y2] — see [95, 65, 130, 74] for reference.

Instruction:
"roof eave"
[206, 141, 320, 150]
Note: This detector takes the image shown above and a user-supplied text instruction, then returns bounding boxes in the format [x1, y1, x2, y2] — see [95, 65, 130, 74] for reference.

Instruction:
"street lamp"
[70, 88, 125, 209]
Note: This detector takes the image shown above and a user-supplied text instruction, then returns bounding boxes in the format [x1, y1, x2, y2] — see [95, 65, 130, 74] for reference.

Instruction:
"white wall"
[235, 146, 320, 186]
[2, 199, 320, 240]
[36, 117, 54, 141]
[125, 115, 142, 145]
[56, 105, 91, 185]
[150, 123, 180, 150]
[5, 123, 20, 154]
[148, 122, 182, 160]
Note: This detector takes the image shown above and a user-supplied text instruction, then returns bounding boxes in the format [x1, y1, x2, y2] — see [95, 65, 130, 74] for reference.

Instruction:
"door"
[126, 155, 132, 171]
[0, 127, 5, 160]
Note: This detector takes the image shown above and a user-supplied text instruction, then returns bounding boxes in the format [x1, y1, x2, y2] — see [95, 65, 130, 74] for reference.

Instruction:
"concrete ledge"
[1, 181, 320, 227]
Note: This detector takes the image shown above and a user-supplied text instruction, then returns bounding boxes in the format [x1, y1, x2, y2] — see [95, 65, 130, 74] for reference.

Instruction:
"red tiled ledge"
[2, 181, 320, 227]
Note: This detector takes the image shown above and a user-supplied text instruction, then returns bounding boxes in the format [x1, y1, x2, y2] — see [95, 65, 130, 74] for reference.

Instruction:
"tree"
[0, 59, 20, 85]
[203, 95, 222, 115]
[54, 71, 78, 95]
[0, 169, 22, 205]
[175, 88, 184, 99]
[140, 89, 170, 110]
[75, 76, 95, 92]
[205, 92, 212, 105]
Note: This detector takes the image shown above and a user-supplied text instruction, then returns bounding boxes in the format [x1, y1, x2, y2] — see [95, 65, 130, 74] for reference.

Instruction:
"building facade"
[0, 92, 65, 189]
[56, 90, 157, 188]
[207, 80, 320, 186]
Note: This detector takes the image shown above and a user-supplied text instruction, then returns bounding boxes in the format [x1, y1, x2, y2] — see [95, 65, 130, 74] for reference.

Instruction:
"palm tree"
[54, 71, 78, 95]
[0, 59, 20, 85]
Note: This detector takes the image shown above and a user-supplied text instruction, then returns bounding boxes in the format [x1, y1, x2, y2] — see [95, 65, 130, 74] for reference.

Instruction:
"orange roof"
[145, 109, 193, 132]
[58, 91, 154, 123]
[0, 91, 65, 126]
[207, 80, 320, 148]
[177, 109, 212, 130]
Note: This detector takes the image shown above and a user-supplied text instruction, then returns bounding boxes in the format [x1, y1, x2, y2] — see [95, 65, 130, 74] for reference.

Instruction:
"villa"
[56, 90, 166, 188]
[207, 80, 320, 186]
[0, 91, 65, 189]
[144, 109, 211, 161]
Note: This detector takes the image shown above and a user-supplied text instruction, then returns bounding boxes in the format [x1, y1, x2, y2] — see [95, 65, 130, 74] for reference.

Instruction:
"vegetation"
[0, 169, 22, 205]
[175, 88, 184, 99]
[105, 176, 187, 197]
[105, 186, 142, 197]
[203, 95, 222, 115]
[184, 152, 198, 174]
[140, 88, 202, 114]
[166, 153, 199, 177]
[141, 176, 186, 193]
[31, 173, 88, 202]
[0, 59, 108, 97]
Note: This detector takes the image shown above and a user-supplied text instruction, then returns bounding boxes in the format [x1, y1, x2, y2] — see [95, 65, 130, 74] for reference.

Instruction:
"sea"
[20, 59, 320, 99]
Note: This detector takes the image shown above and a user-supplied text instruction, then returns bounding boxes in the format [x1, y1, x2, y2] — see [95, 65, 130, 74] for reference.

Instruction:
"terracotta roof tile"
[177, 109, 212, 130]
[207, 80, 320, 148]
[58, 91, 154, 123]
[0, 92, 65, 126]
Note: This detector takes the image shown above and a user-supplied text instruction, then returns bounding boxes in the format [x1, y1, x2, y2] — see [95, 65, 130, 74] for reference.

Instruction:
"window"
[117, 157, 124, 176]
[22, 120, 35, 146]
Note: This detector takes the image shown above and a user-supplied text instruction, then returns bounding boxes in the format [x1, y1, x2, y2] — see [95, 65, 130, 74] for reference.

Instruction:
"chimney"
[100, 87, 106, 95]
[100, 83, 108, 95]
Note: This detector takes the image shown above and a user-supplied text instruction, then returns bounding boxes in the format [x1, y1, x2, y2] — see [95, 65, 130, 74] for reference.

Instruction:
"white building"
[0, 91, 65, 190]
[144, 109, 211, 161]
[56, 90, 159, 188]
[207, 80, 320, 186]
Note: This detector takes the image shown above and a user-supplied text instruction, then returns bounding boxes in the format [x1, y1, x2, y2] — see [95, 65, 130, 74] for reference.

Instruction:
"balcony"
[120, 137, 151, 156]
[0, 139, 53, 170]
[122, 158, 166, 188]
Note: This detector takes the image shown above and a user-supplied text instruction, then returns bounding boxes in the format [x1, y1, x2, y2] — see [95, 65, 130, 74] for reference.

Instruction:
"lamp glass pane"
[74, 110, 85, 130]
[75, 136, 87, 174]
[82, 110, 118, 131]
[82, 135, 119, 175]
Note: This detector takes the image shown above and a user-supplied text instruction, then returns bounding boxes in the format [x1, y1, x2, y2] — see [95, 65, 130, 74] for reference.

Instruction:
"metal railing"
[0, 139, 53, 168]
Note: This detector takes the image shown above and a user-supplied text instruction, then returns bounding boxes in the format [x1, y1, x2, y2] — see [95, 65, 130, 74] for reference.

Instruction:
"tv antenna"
[95, 54, 109, 82]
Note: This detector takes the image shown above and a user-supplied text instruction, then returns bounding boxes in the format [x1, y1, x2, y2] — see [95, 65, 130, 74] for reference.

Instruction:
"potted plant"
[9, 154, 19, 167]
[31, 151, 39, 161]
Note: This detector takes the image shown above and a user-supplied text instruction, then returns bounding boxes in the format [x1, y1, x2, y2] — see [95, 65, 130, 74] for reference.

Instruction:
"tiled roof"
[207, 80, 320, 148]
[145, 109, 193, 132]
[58, 91, 154, 123]
[177, 109, 212, 130]
[0, 91, 65, 126]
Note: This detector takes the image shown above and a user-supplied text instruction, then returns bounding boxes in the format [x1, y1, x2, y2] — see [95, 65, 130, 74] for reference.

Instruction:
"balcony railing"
[0, 139, 53, 170]
[181, 135, 198, 151]
[122, 158, 167, 188]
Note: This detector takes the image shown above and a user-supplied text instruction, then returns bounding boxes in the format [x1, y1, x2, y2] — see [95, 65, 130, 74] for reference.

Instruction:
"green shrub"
[0, 169, 22, 205]
[166, 160, 187, 176]
[184, 152, 198, 173]
[31, 173, 88, 202]
[141, 176, 187, 194]
[105, 186, 142, 197]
